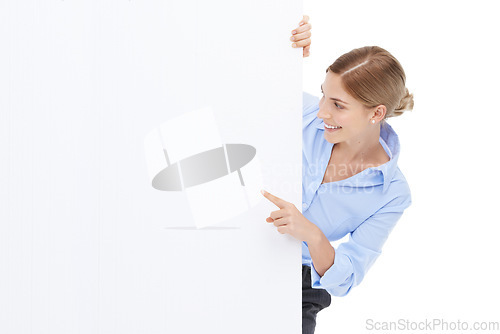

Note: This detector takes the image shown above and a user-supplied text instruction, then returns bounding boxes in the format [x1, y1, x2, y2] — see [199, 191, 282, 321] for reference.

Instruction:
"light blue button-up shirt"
[302, 92, 412, 297]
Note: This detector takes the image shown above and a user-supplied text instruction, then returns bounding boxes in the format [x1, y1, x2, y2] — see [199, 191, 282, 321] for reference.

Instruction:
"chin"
[324, 134, 341, 144]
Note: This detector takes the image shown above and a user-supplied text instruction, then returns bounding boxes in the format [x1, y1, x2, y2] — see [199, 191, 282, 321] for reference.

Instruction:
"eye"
[334, 102, 343, 109]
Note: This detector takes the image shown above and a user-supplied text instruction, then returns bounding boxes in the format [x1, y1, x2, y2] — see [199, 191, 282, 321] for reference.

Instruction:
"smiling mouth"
[324, 123, 342, 129]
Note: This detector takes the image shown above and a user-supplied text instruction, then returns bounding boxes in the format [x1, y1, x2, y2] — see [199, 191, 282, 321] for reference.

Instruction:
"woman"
[262, 16, 414, 334]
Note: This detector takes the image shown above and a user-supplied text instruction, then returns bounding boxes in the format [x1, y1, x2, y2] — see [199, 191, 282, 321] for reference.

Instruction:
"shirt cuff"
[310, 252, 354, 297]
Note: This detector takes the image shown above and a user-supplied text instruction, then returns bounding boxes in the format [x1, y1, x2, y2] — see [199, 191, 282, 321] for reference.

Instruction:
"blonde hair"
[327, 46, 414, 119]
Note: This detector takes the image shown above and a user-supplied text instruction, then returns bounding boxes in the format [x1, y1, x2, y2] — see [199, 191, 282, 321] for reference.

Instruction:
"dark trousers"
[302, 264, 332, 334]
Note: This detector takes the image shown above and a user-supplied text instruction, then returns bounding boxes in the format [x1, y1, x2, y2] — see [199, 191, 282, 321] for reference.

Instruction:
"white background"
[302, 1, 500, 333]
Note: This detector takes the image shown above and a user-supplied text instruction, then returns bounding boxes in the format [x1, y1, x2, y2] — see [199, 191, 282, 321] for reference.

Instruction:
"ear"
[371, 104, 387, 122]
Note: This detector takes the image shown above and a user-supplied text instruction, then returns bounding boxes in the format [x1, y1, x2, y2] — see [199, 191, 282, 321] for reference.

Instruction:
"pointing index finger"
[261, 189, 286, 209]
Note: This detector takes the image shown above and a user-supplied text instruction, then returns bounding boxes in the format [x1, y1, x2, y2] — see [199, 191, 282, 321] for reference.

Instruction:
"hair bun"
[392, 87, 414, 117]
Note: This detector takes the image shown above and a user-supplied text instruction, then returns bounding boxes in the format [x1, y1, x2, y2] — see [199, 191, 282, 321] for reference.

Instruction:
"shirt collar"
[315, 119, 400, 194]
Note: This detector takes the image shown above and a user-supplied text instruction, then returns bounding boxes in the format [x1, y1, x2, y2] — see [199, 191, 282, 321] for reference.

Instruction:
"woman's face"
[317, 71, 374, 144]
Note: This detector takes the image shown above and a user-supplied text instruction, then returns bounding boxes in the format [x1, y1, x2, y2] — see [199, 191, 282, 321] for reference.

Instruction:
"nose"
[317, 103, 329, 121]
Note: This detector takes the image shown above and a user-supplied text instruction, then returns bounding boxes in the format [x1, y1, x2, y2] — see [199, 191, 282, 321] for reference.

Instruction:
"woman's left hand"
[291, 15, 312, 57]
[261, 189, 319, 243]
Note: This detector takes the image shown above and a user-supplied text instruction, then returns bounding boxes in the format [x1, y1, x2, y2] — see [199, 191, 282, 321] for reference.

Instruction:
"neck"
[332, 124, 382, 164]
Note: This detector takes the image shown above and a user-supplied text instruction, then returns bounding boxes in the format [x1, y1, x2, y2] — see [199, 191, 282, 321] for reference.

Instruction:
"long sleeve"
[310, 192, 412, 297]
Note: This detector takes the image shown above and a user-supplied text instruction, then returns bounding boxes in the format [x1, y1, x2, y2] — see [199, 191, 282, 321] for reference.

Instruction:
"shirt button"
[302, 202, 308, 209]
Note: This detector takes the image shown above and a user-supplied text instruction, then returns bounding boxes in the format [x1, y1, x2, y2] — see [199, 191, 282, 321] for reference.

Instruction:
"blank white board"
[0, 1, 303, 333]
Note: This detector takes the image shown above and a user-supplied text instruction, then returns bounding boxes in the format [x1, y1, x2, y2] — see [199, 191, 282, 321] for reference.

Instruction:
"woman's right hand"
[290, 15, 312, 57]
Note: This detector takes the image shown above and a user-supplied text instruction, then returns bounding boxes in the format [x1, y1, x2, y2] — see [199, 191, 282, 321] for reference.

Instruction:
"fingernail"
[292, 30, 296, 34]
[299, 22, 304, 26]
[292, 43, 297, 48]
[290, 36, 295, 41]
[261, 189, 266, 195]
